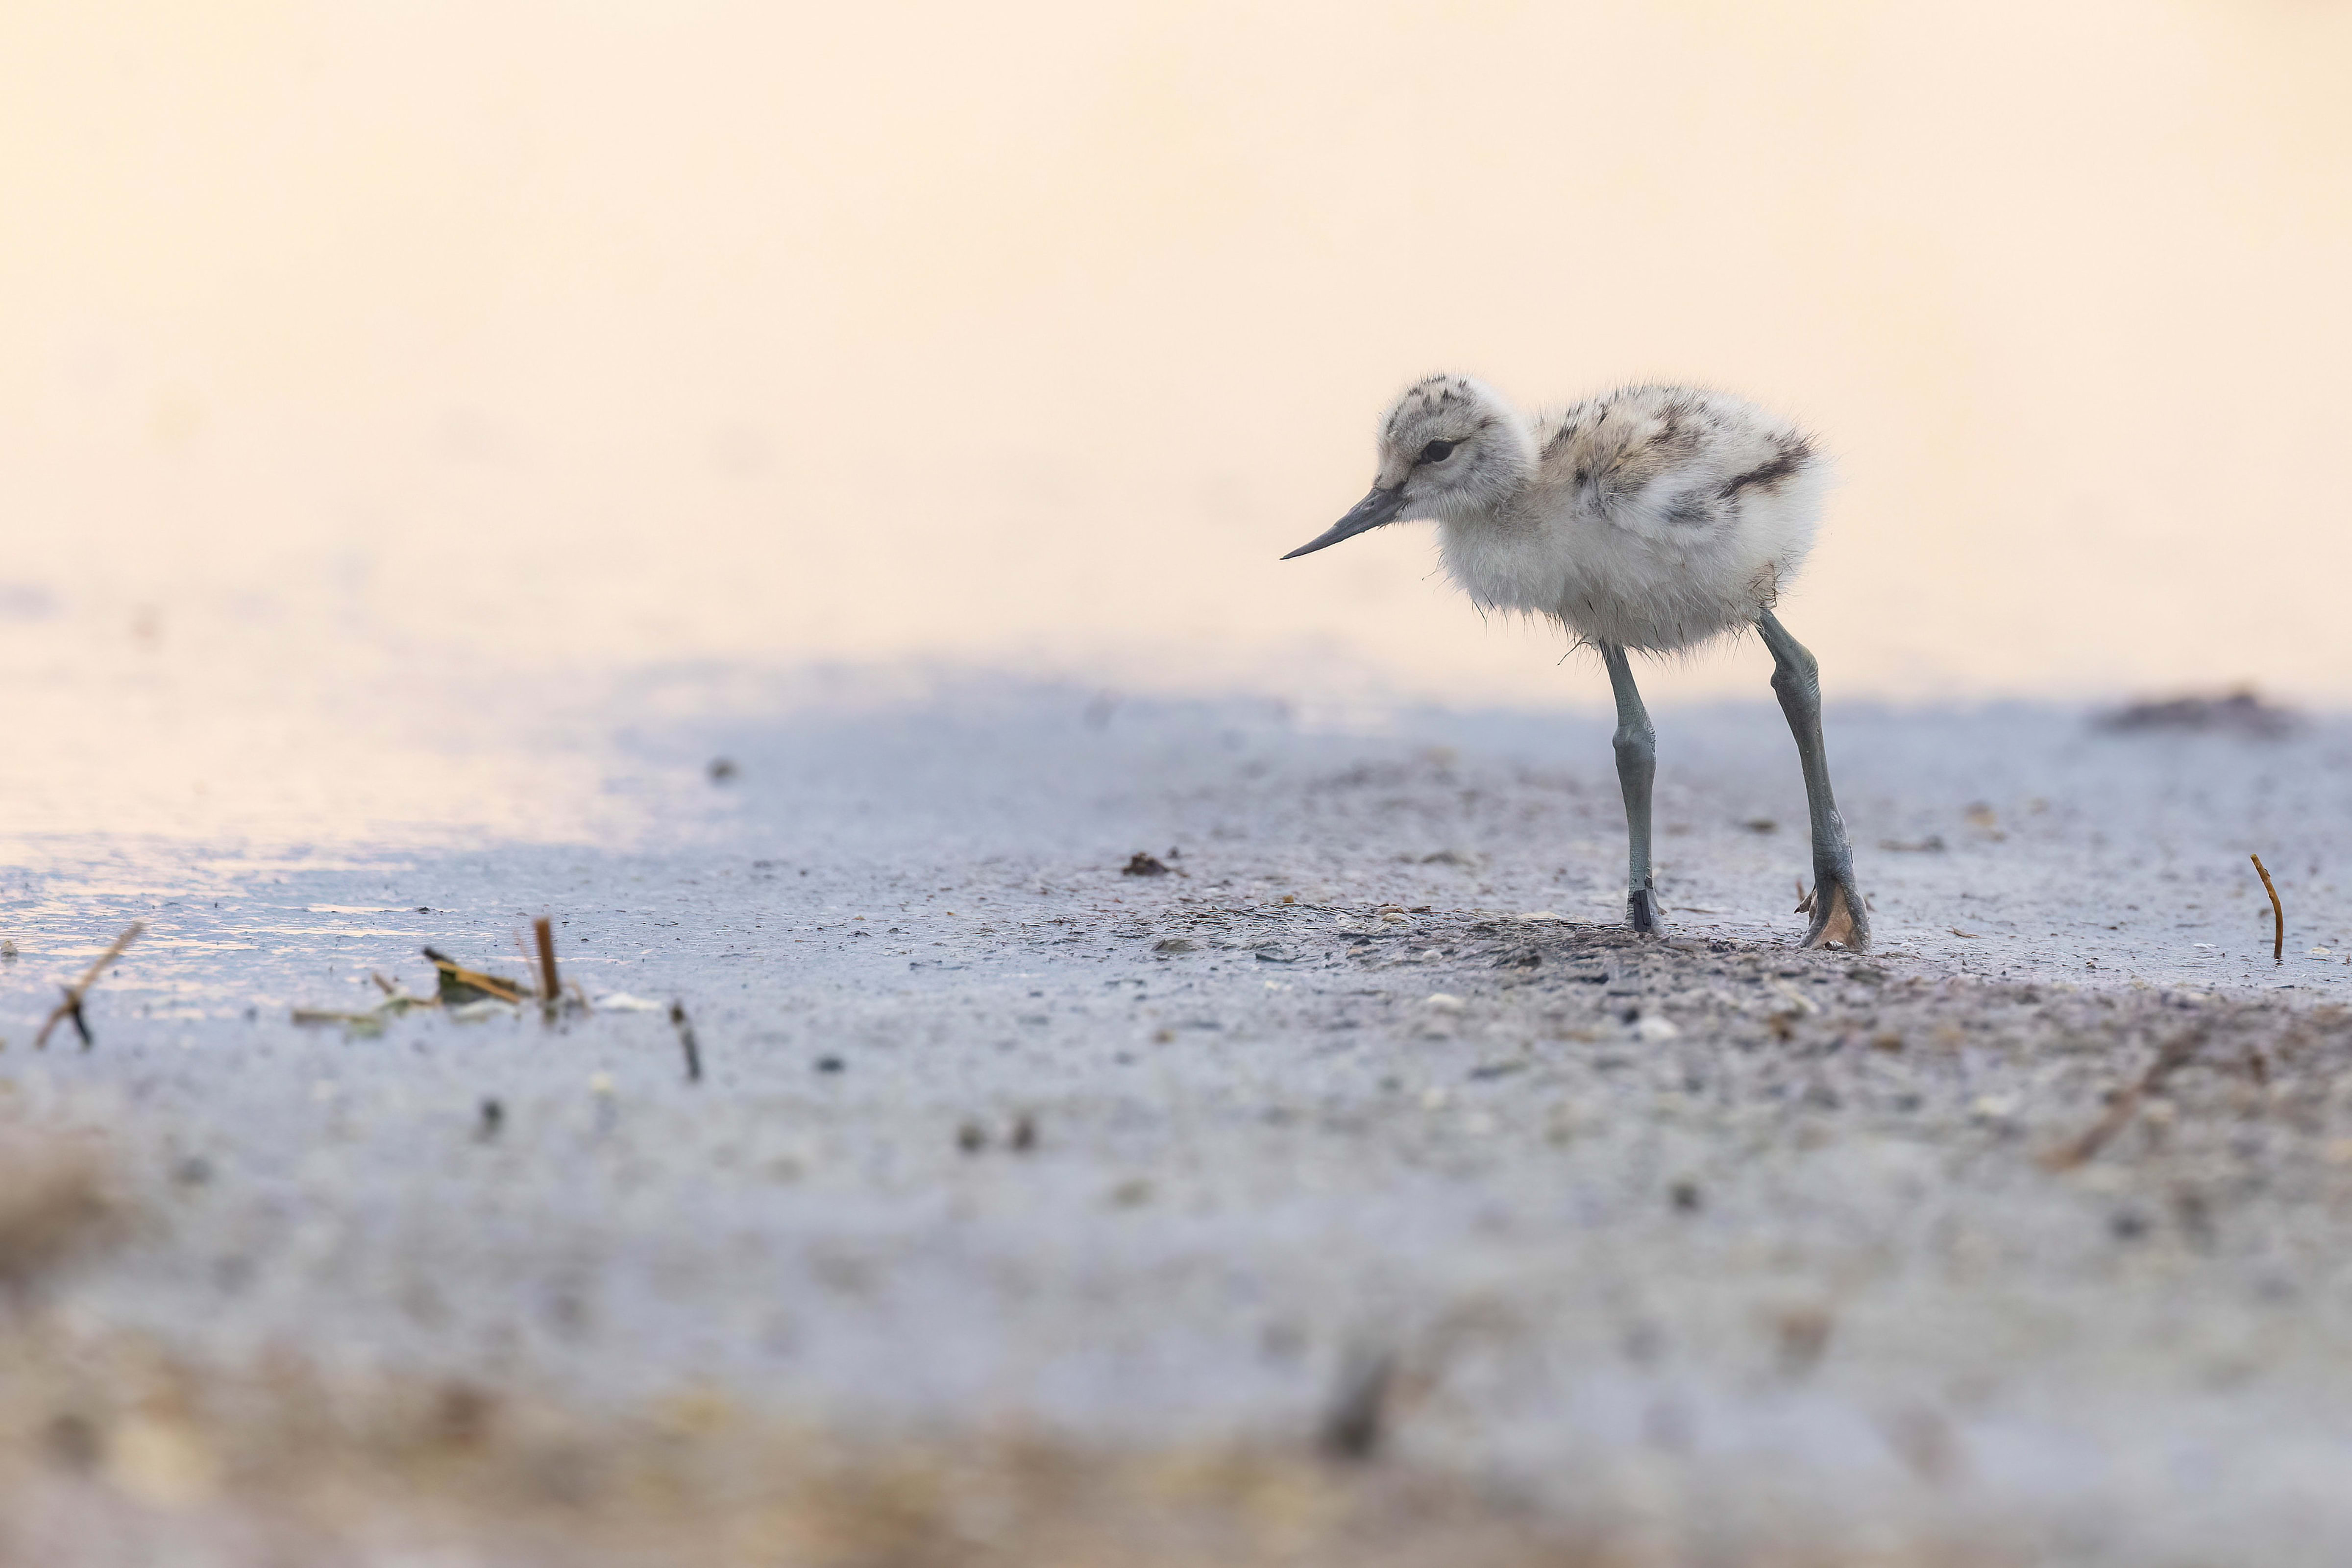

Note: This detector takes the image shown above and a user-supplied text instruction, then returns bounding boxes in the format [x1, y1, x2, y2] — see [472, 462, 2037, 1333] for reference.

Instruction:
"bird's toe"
[1799, 872, 1868, 951]
[1627, 885, 1664, 935]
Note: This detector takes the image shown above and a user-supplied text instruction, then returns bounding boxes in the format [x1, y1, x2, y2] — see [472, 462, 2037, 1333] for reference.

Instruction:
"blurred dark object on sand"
[2096, 687, 2300, 740]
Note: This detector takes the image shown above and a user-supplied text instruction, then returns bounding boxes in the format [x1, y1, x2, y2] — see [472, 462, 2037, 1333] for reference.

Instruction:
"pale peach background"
[3, 0, 2348, 722]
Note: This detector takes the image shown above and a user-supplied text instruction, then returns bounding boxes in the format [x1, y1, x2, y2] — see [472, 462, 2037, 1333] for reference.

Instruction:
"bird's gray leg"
[1756, 608, 1869, 950]
[1601, 644, 1663, 935]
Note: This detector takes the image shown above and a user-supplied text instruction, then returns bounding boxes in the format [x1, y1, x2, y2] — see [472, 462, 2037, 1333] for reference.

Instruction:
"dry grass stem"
[289, 1008, 370, 1029]
[33, 923, 145, 1052]
[534, 917, 560, 1014]
[292, 978, 436, 1033]
[422, 948, 527, 1007]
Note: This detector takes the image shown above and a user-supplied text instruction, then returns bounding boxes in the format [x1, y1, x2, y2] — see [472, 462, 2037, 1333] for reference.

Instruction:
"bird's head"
[1283, 375, 1533, 560]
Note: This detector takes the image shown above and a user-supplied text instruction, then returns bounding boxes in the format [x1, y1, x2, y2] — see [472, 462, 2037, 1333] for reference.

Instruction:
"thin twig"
[669, 1001, 703, 1084]
[35, 923, 145, 1051]
[2251, 854, 2284, 965]
[2040, 1028, 2206, 1171]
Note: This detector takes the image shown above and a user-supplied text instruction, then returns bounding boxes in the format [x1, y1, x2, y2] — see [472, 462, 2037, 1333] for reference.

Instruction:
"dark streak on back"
[1661, 494, 1714, 528]
[1717, 439, 1814, 500]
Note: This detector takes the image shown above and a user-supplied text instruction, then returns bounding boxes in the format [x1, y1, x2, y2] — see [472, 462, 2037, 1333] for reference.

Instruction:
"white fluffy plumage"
[1339, 375, 1829, 653]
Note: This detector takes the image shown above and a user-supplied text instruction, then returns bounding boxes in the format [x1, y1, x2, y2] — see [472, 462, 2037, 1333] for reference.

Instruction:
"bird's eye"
[1416, 439, 1458, 465]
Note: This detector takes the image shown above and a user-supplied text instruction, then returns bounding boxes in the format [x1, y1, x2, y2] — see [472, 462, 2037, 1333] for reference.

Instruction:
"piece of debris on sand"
[594, 992, 666, 1013]
[1879, 834, 1947, 853]
[2094, 688, 2299, 739]
[0, 1131, 122, 1294]
[422, 948, 529, 1006]
[1121, 852, 1170, 877]
[2041, 1028, 2206, 1171]
[669, 1000, 703, 1083]
[1319, 1347, 1396, 1461]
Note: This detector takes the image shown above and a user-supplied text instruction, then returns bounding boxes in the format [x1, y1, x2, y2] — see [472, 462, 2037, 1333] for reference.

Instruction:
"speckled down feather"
[1372, 376, 1827, 652]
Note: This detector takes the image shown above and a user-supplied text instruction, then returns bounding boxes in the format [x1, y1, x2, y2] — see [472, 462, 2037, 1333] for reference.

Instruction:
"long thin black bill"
[1281, 486, 1406, 560]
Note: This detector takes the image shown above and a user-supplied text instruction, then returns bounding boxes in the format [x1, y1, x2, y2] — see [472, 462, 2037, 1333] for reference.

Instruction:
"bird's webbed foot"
[1795, 861, 1869, 951]
[1627, 882, 1664, 936]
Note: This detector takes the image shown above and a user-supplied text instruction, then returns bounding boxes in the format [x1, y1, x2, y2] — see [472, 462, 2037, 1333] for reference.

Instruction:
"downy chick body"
[1291, 375, 1828, 653]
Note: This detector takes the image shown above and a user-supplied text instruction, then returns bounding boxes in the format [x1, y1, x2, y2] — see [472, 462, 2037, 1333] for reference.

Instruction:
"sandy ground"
[5, 673, 2352, 1563]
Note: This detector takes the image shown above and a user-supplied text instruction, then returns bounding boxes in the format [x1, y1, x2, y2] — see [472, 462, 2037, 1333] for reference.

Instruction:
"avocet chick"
[1284, 375, 1866, 949]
